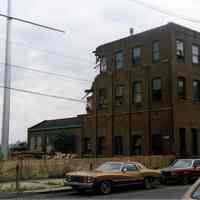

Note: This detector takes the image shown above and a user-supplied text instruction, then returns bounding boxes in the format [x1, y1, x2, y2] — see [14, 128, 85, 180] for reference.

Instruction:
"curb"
[0, 187, 72, 199]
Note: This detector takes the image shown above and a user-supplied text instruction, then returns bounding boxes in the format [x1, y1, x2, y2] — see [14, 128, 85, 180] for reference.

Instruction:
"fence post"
[16, 164, 20, 191]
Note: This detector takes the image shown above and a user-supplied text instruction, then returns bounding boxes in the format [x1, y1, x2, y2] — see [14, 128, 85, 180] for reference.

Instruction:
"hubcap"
[100, 182, 111, 194]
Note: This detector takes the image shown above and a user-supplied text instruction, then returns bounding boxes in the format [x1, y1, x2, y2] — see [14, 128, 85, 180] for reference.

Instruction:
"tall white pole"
[1, 0, 12, 160]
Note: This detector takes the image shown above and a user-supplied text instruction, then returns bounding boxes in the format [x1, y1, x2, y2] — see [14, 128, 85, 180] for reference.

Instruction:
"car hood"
[66, 170, 111, 177]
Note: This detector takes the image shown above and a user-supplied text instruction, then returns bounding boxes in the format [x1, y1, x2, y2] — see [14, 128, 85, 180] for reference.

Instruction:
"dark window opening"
[176, 40, 185, 62]
[192, 45, 199, 64]
[191, 128, 198, 156]
[152, 41, 160, 63]
[114, 136, 123, 155]
[132, 47, 141, 65]
[152, 78, 162, 101]
[177, 77, 186, 99]
[99, 88, 107, 109]
[193, 80, 200, 102]
[132, 135, 142, 155]
[133, 81, 142, 104]
[97, 137, 105, 155]
[179, 128, 186, 157]
[115, 50, 124, 69]
[115, 85, 124, 106]
[152, 132, 162, 155]
[84, 138, 92, 154]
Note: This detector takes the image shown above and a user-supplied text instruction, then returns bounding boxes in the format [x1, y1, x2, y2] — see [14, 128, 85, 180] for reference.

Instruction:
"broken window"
[97, 137, 105, 155]
[100, 57, 107, 73]
[152, 78, 162, 101]
[114, 136, 123, 155]
[176, 40, 185, 61]
[152, 41, 160, 63]
[132, 47, 141, 65]
[84, 138, 92, 154]
[99, 88, 107, 109]
[177, 77, 186, 99]
[193, 80, 200, 102]
[133, 81, 142, 104]
[192, 45, 199, 64]
[115, 50, 124, 69]
[115, 85, 124, 106]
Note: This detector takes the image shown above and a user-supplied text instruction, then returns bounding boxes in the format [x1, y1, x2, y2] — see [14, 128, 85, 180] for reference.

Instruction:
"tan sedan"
[65, 161, 161, 194]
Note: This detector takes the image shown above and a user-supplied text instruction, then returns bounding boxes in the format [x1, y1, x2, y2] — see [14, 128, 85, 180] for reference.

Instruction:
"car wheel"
[182, 177, 189, 185]
[144, 177, 153, 189]
[98, 181, 112, 195]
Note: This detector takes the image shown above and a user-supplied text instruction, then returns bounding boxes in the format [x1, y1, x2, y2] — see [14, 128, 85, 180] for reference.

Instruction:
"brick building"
[28, 116, 83, 155]
[83, 22, 200, 158]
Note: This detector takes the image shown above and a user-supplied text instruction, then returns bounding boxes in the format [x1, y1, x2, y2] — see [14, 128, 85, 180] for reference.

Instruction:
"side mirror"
[122, 168, 127, 173]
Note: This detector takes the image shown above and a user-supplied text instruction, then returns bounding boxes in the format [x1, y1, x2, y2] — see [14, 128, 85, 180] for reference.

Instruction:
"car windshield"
[96, 162, 123, 172]
[171, 160, 192, 168]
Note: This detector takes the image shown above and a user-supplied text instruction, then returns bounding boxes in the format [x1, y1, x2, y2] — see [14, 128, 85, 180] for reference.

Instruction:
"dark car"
[161, 159, 200, 185]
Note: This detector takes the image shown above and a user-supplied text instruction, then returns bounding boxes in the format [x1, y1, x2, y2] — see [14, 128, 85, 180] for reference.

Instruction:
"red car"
[161, 159, 200, 185]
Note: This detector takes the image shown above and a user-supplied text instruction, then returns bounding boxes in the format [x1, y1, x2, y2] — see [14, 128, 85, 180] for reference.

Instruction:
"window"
[179, 128, 186, 157]
[152, 129, 163, 155]
[191, 129, 198, 156]
[114, 136, 123, 155]
[115, 50, 124, 69]
[84, 138, 92, 154]
[100, 57, 107, 72]
[124, 164, 138, 172]
[193, 80, 200, 102]
[133, 81, 142, 104]
[97, 137, 105, 155]
[192, 45, 199, 64]
[177, 77, 186, 99]
[152, 78, 162, 101]
[152, 41, 160, 63]
[115, 85, 124, 106]
[132, 47, 141, 65]
[176, 40, 184, 61]
[132, 135, 142, 155]
[99, 88, 107, 108]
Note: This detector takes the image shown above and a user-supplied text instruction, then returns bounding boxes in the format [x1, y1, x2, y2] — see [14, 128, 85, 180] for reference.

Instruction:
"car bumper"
[64, 181, 94, 189]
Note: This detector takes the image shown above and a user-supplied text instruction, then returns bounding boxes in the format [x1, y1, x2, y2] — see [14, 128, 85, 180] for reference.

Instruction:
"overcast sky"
[0, 0, 200, 144]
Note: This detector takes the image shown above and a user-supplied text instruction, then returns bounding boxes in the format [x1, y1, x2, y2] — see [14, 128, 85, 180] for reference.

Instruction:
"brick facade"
[83, 23, 200, 158]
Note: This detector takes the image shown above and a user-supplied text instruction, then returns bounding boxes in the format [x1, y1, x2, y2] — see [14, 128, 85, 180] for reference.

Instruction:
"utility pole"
[1, 0, 65, 160]
[1, 0, 12, 160]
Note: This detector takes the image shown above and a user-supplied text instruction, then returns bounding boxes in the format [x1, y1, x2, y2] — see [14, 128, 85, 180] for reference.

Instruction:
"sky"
[0, 0, 200, 144]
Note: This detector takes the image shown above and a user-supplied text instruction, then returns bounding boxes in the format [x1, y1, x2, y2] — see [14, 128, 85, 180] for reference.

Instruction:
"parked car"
[182, 178, 200, 200]
[161, 159, 200, 185]
[65, 161, 161, 195]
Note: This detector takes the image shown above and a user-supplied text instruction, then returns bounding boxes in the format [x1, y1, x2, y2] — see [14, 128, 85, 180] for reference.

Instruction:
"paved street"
[4, 185, 190, 199]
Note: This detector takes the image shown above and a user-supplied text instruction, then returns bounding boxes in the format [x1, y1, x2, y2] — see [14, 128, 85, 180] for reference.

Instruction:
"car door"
[119, 164, 143, 186]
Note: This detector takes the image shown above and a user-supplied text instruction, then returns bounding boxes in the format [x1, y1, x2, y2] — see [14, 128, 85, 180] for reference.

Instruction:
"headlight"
[67, 175, 71, 182]
[87, 177, 95, 183]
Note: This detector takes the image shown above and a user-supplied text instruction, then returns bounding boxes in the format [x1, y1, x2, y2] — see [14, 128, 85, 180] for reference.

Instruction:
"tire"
[144, 177, 153, 189]
[97, 181, 112, 195]
[182, 176, 189, 185]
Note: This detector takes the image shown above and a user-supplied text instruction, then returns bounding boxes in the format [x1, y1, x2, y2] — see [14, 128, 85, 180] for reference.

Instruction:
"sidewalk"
[0, 178, 72, 199]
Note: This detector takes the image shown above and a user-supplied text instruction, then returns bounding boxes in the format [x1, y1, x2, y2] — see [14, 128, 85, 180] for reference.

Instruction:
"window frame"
[115, 85, 125, 106]
[98, 88, 107, 109]
[100, 57, 108, 73]
[152, 41, 160, 63]
[133, 81, 142, 104]
[152, 78, 162, 102]
[176, 39, 185, 62]
[177, 77, 186, 99]
[192, 44, 200, 65]
[115, 50, 124, 69]
[193, 80, 200, 102]
[132, 47, 141, 65]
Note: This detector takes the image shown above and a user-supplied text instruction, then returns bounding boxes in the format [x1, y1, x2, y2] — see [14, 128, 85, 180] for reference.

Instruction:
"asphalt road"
[9, 185, 190, 199]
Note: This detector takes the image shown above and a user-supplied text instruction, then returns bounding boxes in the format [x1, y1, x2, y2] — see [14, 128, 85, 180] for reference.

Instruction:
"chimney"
[130, 28, 134, 36]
